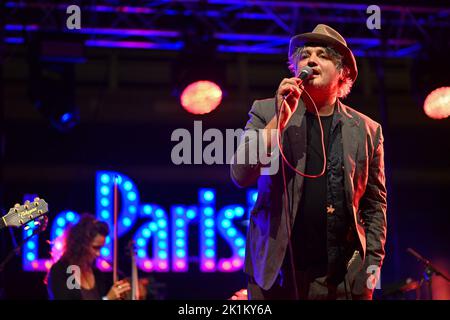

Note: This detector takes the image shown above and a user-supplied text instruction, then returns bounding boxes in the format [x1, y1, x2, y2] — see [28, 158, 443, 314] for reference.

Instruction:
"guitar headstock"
[2, 198, 49, 228]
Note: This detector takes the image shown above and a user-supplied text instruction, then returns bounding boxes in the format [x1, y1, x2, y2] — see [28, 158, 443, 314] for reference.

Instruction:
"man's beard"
[304, 77, 337, 98]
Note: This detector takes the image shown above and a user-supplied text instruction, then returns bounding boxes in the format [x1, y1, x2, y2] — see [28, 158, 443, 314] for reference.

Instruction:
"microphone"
[406, 248, 429, 264]
[297, 66, 313, 81]
[407, 247, 450, 282]
[282, 66, 312, 101]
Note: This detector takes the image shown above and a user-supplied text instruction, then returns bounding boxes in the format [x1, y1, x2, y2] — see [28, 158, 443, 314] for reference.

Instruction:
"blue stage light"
[123, 217, 132, 227]
[143, 205, 152, 215]
[186, 209, 196, 219]
[100, 186, 110, 196]
[101, 174, 110, 184]
[66, 211, 75, 221]
[123, 181, 132, 191]
[221, 219, 231, 228]
[142, 229, 151, 238]
[127, 192, 137, 201]
[56, 218, 66, 227]
[176, 219, 185, 227]
[204, 218, 214, 228]
[176, 249, 186, 257]
[227, 228, 237, 237]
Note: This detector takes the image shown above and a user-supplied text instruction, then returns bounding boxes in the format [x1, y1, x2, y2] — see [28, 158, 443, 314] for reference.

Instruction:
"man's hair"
[288, 43, 354, 99]
[61, 214, 109, 269]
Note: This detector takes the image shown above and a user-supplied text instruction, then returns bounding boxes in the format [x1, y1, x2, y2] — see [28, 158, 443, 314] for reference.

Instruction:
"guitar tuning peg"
[34, 221, 40, 226]
[24, 225, 30, 231]
[14, 203, 20, 208]
[24, 200, 30, 205]
[34, 197, 40, 202]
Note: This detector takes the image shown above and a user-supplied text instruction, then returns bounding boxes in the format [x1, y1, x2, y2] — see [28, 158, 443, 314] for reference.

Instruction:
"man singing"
[231, 24, 387, 300]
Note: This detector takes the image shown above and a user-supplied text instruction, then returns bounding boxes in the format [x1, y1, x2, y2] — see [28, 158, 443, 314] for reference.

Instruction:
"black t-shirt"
[47, 259, 110, 300]
[81, 284, 101, 300]
[292, 110, 334, 277]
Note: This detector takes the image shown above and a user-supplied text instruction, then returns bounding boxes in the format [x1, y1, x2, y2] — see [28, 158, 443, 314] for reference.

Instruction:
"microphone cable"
[275, 81, 328, 300]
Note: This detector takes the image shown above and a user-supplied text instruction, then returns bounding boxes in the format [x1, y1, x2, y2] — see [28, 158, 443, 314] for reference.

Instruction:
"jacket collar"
[336, 99, 359, 127]
[296, 98, 359, 128]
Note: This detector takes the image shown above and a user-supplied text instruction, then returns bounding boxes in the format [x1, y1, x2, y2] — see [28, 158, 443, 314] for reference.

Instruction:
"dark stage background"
[1, 0, 449, 300]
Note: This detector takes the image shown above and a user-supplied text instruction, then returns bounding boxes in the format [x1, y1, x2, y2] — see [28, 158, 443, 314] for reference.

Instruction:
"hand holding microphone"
[276, 66, 312, 130]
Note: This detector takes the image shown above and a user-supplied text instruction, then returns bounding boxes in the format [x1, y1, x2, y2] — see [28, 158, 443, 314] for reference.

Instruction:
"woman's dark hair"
[61, 214, 109, 269]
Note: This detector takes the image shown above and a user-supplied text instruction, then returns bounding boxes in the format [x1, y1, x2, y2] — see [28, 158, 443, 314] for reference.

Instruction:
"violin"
[111, 176, 147, 300]
[125, 240, 148, 300]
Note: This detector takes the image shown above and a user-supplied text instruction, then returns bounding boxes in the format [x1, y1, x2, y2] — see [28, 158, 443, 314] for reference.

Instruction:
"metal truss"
[3, 0, 450, 58]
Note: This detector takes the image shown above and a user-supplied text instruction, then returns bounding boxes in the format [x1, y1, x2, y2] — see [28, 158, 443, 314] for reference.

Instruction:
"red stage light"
[180, 80, 222, 115]
[423, 87, 450, 120]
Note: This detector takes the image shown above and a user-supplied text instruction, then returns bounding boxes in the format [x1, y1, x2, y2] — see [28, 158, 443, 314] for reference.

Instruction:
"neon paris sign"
[22, 171, 256, 273]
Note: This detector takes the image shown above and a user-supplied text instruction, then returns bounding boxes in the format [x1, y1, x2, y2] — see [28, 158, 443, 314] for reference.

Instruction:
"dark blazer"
[231, 97, 387, 297]
[47, 259, 110, 300]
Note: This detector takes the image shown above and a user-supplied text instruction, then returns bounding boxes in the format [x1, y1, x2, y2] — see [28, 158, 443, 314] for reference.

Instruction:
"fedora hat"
[289, 24, 358, 81]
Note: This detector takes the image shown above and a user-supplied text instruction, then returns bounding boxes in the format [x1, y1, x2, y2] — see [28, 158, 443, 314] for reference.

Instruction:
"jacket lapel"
[339, 101, 359, 184]
[338, 101, 366, 256]
[285, 100, 307, 171]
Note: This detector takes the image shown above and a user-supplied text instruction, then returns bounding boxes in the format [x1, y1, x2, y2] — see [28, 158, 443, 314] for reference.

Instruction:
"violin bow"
[113, 176, 119, 284]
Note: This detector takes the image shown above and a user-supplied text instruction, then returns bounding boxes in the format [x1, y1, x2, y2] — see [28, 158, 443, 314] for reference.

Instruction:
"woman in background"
[47, 214, 131, 300]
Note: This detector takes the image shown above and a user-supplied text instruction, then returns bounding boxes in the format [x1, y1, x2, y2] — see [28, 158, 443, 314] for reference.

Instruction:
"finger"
[281, 85, 301, 101]
[284, 76, 304, 87]
[283, 77, 301, 86]
[279, 84, 300, 97]
[119, 283, 131, 290]
[121, 287, 131, 294]
[115, 280, 128, 287]
[294, 77, 305, 85]
[291, 85, 302, 98]
[279, 79, 298, 93]
[120, 285, 131, 290]
[280, 80, 300, 90]
[284, 82, 302, 93]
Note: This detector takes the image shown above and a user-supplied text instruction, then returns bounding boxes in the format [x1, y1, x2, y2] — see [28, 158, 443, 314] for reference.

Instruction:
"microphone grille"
[298, 66, 313, 80]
